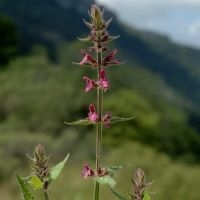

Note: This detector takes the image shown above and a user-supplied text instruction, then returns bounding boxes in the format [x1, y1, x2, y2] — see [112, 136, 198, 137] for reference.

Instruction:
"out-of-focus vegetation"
[0, 43, 199, 180]
[1, 142, 200, 200]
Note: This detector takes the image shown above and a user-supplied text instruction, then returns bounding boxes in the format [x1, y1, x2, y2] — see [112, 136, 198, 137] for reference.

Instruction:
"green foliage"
[65, 119, 94, 126]
[49, 154, 69, 183]
[105, 165, 129, 177]
[15, 174, 34, 200]
[28, 175, 43, 191]
[2, 142, 200, 199]
[110, 189, 128, 200]
[110, 117, 134, 124]
[94, 176, 116, 188]
[143, 191, 151, 200]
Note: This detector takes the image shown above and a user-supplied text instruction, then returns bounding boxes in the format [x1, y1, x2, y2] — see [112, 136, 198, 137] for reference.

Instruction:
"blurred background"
[0, 0, 200, 199]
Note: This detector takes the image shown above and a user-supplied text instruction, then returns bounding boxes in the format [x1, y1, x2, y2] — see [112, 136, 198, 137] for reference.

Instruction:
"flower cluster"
[77, 4, 121, 127]
[81, 163, 108, 179]
[88, 104, 112, 127]
[83, 69, 109, 92]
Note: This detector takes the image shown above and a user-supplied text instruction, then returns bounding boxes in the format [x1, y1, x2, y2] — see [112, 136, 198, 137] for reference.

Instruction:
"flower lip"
[79, 50, 97, 67]
[88, 104, 98, 122]
[98, 69, 109, 92]
[81, 163, 95, 178]
[83, 76, 96, 92]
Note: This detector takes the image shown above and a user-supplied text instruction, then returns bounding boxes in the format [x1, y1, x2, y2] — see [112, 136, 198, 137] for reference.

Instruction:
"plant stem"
[43, 191, 50, 200]
[94, 51, 103, 200]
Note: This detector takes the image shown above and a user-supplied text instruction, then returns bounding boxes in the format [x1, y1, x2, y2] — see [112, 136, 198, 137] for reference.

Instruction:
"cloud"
[189, 19, 200, 36]
[96, 0, 200, 48]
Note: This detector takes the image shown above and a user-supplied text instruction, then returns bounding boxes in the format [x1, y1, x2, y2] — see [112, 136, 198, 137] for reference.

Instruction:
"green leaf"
[110, 188, 128, 200]
[106, 165, 129, 176]
[64, 119, 95, 126]
[49, 154, 70, 182]
[28, 175, 43, 190]
[110, 116, 134, 124]
[93, 175, 116, 188]
[15, 174, 35, 200]
[143, 190, 151, 200]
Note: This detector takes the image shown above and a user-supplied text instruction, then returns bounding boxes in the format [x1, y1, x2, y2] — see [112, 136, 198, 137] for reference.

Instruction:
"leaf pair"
[65, 116, 134, 126]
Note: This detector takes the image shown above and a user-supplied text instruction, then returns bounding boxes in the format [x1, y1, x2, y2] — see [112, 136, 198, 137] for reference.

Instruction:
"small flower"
[97, 167, 108, 177]
[102, 49, 120, 66]
[103, 112, 112, 128]
[98, 69, 109, 92]
[81, 163, 95, 178]
[83, 76, 96, 92]
[88, 104, 98, 122]
[79, 50, 97, 67]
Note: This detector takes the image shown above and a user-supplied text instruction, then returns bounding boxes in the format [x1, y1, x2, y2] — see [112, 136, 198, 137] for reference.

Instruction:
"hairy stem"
[94, 51, 103, 200]
[43, 191, 50, 200]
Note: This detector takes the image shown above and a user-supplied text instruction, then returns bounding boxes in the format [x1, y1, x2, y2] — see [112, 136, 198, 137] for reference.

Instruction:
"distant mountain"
[0, 0, 94, 58]
[0, 0, 199, 130]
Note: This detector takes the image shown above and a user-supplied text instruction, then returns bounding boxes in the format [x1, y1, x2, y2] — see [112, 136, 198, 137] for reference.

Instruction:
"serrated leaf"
[143, 190, 151, 200]
[15, 174, 35, 200]
[93, 175, 116, 188]
[106, 165, 129, 176]
[49, 154, 69, 182]
[110, 116, 134, 124]
[28, 175, 43, 190]
[64, 119, 95, 126]
[110, 188, 128, 200]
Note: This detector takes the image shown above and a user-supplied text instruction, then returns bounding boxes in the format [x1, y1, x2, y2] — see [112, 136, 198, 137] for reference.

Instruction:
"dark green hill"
[0, 0, 199, 109]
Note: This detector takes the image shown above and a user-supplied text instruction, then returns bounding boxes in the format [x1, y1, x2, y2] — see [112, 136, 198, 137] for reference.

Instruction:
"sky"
[96, 0, 200, 49]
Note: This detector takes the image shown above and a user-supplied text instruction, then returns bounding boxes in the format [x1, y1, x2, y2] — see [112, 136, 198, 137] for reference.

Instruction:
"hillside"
[1, 0, 200, 110]
[0, 0, 200, 163]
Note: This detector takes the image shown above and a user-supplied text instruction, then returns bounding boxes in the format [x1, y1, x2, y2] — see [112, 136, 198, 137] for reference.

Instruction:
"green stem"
[43, 191, 50, 200]
[94, 51, 103, 200]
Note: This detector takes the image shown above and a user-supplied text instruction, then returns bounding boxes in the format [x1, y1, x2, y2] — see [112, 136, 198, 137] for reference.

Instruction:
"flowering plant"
[15, 4, 152, 200]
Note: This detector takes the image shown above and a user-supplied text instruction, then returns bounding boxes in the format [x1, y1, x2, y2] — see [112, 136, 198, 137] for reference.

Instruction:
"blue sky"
[96, 0, 200, 49]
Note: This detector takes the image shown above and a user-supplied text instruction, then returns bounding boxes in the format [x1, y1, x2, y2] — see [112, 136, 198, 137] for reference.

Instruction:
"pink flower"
[81, 164, 95, 178]
[103, 112, 112, 128]
[80, 50, 97, 67]
[98, 70, 109, 92]
[83, 76, 96, 92]
[88, 104, 98, 122]
[102, 49, 120, 66]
